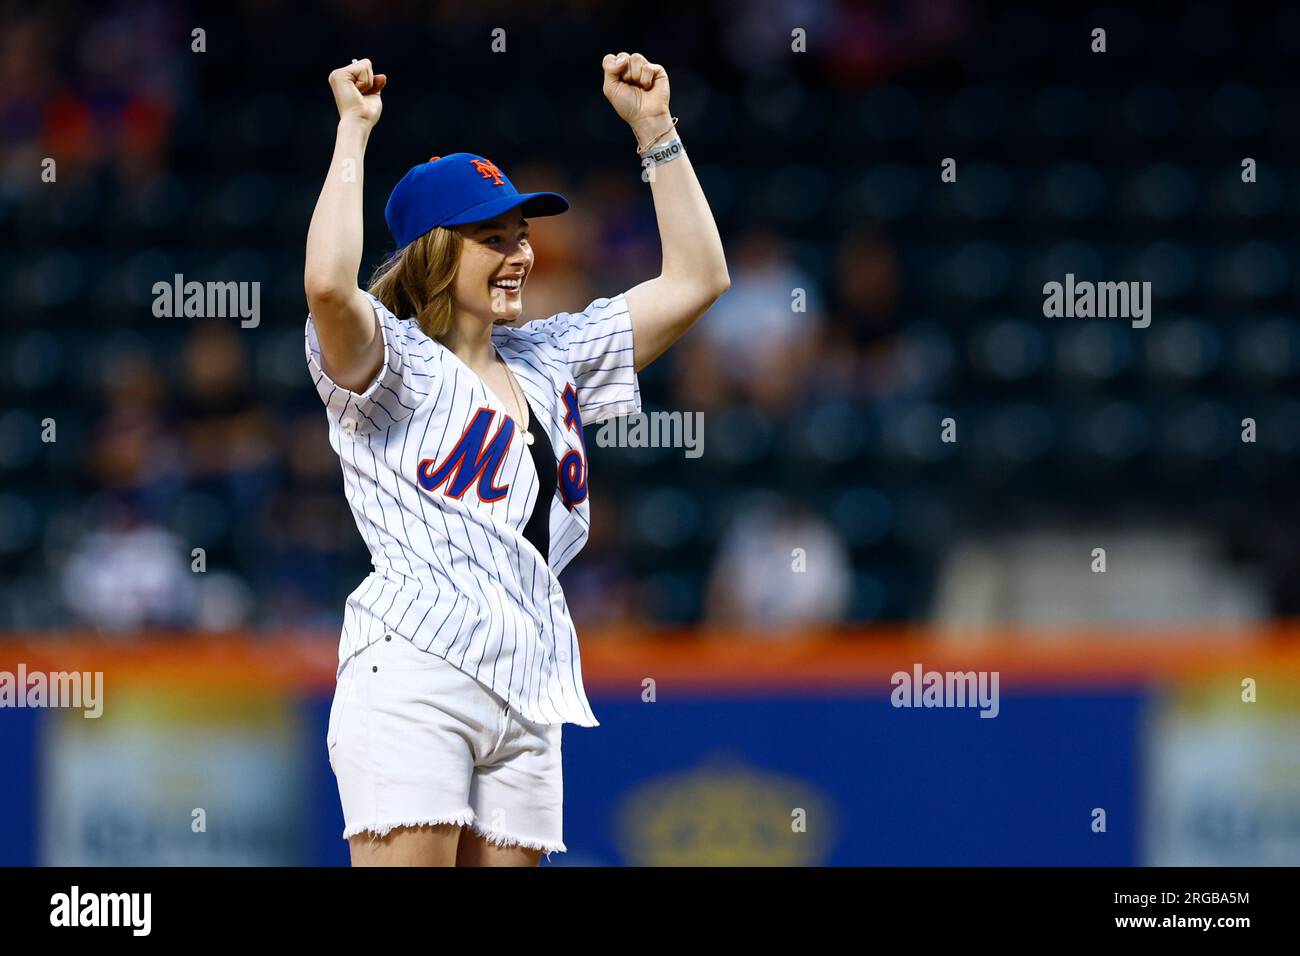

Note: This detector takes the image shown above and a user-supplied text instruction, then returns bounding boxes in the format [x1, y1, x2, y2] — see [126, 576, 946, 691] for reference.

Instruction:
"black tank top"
[520, 410, 555, 564]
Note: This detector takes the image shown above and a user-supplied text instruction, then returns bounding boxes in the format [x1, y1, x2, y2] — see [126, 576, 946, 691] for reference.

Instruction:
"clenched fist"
[601, 52, 671, 145]
[329, 58, 387, 126]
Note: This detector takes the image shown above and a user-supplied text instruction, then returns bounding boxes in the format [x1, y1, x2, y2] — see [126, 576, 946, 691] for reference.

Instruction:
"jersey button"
[556, 650, 569, 663]
[340, 418, 357, 436]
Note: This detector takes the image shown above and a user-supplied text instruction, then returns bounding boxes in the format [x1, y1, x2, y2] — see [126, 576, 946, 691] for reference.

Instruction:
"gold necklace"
[498, 354, 534, 445]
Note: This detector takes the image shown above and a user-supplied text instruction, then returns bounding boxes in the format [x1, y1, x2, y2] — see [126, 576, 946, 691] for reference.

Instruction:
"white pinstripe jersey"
[305, 290, 640, 727]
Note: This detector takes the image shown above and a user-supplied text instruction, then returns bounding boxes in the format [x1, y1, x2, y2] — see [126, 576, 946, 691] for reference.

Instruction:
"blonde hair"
[367, 226, 464, 339]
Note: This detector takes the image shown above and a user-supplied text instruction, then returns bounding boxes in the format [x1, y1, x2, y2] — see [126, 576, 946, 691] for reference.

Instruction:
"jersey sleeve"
[304, 291, 432, 432]
[533, 292, 641, 425]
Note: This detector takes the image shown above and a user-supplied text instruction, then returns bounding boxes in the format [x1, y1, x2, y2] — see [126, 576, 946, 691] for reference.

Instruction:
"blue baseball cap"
[384, 152, 569, 249]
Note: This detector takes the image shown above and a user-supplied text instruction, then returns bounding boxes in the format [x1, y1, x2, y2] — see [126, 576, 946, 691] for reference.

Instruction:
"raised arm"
[304, 58, 387, 393]
[602, 52, 730, 372]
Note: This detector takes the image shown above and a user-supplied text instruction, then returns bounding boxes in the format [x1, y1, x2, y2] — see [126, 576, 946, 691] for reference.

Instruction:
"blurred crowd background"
[4, 0, 1300, 636]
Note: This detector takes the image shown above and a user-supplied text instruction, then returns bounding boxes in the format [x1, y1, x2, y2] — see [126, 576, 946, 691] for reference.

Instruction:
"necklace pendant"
[524, 429, 535, 446]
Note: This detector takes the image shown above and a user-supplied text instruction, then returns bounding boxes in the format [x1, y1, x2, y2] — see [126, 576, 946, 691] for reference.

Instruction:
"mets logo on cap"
[471, 158, 505, 185]
[384, 152, 570, 249]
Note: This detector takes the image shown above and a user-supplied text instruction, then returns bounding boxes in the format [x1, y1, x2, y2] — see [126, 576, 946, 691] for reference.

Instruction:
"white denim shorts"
[327, 632, 566, 855]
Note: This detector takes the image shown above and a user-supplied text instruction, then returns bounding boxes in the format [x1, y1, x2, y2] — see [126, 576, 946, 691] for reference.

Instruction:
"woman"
[305, 52, 728, 866]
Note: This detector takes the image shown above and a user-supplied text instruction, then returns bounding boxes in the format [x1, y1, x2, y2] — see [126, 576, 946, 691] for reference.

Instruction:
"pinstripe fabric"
[304, 291, 639, 727]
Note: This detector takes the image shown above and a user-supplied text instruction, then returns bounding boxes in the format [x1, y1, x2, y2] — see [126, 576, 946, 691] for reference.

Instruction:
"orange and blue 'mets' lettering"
[416, 387, 590, 508]
[417, 406, 513, 502]
[558, 383, 588, 511]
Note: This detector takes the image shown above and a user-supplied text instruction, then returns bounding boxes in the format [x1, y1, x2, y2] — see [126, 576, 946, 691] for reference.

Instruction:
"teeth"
[492, 277, 521, 289]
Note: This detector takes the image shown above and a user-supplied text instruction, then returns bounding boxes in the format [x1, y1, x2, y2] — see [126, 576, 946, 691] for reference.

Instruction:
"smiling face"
[452, 208, 533, 325]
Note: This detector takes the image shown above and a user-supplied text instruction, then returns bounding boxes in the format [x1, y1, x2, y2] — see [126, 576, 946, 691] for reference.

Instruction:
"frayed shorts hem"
[468, 819, 568, 857]
[343, 808, 475, 841]
[341, 813, 567, 857]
